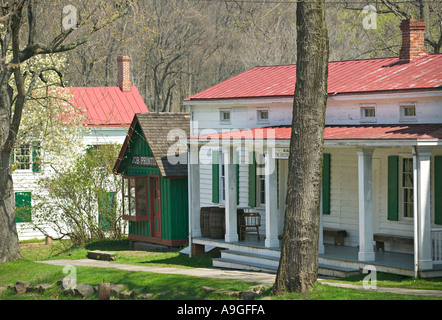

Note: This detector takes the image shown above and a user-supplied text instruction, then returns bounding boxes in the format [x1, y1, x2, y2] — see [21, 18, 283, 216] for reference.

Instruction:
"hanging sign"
[274, 148, 290, 159]
[132, 156, 156, 167]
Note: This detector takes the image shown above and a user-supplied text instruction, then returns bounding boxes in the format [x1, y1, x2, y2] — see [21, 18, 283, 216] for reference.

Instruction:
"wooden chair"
[238, 212, 261, 241]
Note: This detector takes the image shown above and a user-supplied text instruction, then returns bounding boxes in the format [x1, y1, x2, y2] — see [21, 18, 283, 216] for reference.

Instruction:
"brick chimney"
[399, 19, 427, 62]
[117, 56, 132, 92]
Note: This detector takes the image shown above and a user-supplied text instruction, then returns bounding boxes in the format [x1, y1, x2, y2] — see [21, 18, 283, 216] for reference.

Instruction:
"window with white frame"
[399, 103, 417, 122]
[14, 144, 32, 170]
[220, 109, 231, 124]
[400, 158, 414, 218]
[257, 109, 269, 123]
[13, 142, 41, 172]
[360, 104, 376, 123]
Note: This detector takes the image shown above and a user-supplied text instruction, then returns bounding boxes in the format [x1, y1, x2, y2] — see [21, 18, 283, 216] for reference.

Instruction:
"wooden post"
[45, 236, 53, 245]
[98, 282, 110, 300]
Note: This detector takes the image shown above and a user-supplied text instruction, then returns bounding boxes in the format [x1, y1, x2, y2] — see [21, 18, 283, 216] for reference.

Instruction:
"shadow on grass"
[84, 239, 131, 251]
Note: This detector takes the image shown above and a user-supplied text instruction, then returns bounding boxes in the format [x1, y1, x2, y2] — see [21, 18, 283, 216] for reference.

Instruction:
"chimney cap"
[118, 56, 131, 61]
[400, 18, 426, 30]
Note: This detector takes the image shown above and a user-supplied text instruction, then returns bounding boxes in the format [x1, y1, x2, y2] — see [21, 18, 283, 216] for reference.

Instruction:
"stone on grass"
[242, 291, 262, 300]
[14, 281, 28, 295]
[37, 284, 53, 293]
[249, 284, 269, 294]
[215, 289, 241, 298]
[110, 284, 125, 297]
[118, 290, 132, 299]
[25, 284, 35, 293]
[200, 286, 216, 294]
[157, 290, 171, 298]
[138, 293, 154, 300]
[74, 284, 95, 298]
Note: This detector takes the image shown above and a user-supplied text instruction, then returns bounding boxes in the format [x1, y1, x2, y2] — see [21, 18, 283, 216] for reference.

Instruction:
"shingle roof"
[67, 86, 148, 127]
[185, 54, 442, 101]
[115, 113, 190, 177]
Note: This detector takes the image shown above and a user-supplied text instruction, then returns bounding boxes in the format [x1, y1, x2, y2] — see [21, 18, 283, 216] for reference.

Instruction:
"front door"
[150, 175, 162, 239]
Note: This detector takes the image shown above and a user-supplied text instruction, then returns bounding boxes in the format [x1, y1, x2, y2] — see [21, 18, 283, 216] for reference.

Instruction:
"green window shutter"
[32, 141, 41, 173]
[15, 192, 32, 223]
[212, 150, 219, 203]
[388, 155, 399, 221]
[236, 151, 240, 205]
[435, 156, 442, 225]
[99, 192, 116, 231]
[322, 153, 331, 215]
[248, 152, 256, 207]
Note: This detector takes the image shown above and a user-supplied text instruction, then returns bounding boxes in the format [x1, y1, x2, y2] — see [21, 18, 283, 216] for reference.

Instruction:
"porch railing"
[432, 228, 442, 264]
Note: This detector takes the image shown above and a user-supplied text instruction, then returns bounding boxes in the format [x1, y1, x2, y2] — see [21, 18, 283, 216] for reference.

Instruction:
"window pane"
[15, 144, 31, 170]
[364, 108, 375, 117]
[136, 178, 147, 217]
[129, 180, 136, 216]
[259, 178, 265, 204]
[221, 111, 230, 121]
[259, 110, 269, 120]
[404, 106, 416, 117]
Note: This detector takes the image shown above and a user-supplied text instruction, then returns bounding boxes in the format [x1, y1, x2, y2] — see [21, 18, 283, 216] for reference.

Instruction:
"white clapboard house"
[184, 19, 442, 278]
[13, 56, 148, 240]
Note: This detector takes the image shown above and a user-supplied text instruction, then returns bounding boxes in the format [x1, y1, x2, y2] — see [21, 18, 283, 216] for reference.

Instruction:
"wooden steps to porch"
[213, 249, 360, 278]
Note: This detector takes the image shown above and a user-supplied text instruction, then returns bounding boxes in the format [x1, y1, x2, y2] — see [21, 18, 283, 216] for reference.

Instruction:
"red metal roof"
[67, 86, 148, 127]
[186, 54, 442, 101]
[194, 124, 442, 141]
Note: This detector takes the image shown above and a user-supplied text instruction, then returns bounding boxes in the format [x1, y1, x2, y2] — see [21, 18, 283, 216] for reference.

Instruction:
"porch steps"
[213, 249, 360, 278]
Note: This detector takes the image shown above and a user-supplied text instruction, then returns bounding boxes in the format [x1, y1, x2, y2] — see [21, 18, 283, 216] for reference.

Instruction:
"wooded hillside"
[45, 0, 442, 112]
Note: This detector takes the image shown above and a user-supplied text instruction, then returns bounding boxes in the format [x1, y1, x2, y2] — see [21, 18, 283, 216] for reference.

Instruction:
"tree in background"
[33, 144, 125, 247]
[272, 0, 329, 295]
[0, 0, 129, 264]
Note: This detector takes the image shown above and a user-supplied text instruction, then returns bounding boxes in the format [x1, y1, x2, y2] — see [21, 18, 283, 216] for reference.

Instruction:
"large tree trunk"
[0, 92, 22, 264]
[272, 0, 328, 295]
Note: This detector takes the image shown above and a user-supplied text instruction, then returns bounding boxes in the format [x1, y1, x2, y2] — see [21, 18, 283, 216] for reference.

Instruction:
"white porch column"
[188, 143, 201, 238]
[415, 147, 433, 271]
[265, 148, 279, 248]
[357, 148, 375, 261]
[224, 147, 238, 243]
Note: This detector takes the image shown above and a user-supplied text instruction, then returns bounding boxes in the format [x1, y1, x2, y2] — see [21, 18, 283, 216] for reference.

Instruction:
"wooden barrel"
[200, 207, 212, 237]
[209, 207, 225, 239]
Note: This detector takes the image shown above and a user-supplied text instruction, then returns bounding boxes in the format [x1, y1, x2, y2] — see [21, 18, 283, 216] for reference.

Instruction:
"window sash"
[15, 144, 31, 170]
[400, 158, 414, 218]
[122, 176, 148, 221]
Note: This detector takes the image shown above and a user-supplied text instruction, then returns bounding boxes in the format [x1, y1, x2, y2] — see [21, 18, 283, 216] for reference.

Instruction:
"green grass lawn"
[0, 238, 441, 301]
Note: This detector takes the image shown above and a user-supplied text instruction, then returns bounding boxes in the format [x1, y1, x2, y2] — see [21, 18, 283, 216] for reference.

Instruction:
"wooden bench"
[87, 251, 115, 261]
[373, 233, 413, 251]
[323, 228, 347, 246]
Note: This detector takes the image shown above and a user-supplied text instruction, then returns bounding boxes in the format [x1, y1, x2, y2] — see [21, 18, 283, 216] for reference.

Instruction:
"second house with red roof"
[13, 56, 149, 240]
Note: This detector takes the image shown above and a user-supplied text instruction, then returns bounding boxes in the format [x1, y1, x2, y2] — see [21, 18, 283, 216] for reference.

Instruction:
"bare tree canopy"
[0, 0, 129, 264]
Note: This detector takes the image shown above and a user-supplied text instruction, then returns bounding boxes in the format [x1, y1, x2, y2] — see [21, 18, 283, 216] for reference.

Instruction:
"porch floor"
[192, 237, 442, 278]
